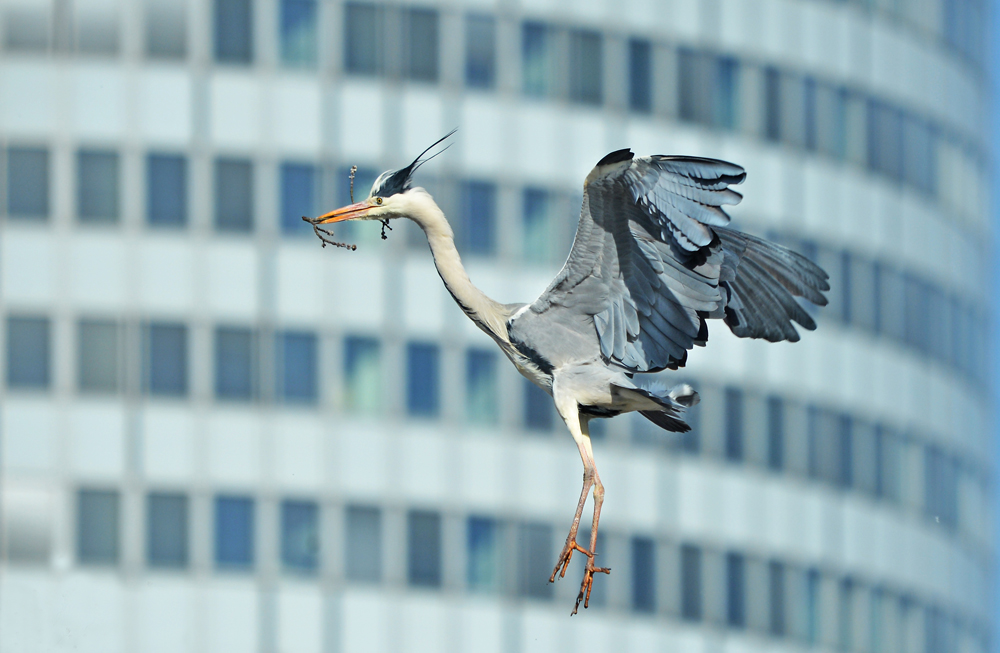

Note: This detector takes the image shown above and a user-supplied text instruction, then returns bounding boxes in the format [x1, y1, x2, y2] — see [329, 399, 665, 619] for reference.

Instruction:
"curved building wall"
[0, 1, 992, 652]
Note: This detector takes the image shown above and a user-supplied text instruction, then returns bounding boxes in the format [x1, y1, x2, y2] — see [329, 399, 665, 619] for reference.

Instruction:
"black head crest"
[371, 129, 457, 198]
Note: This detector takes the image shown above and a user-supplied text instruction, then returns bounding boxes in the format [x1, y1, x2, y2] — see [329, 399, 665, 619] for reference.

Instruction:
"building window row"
[5, 313, 989, 545]
[64, 487, 990, 653]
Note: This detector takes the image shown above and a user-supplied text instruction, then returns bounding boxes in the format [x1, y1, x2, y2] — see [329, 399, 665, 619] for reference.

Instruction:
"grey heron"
[309, 134, 829, 614]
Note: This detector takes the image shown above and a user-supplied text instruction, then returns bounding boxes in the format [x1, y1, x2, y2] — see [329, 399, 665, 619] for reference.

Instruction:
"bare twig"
[301, 216, 356, 251]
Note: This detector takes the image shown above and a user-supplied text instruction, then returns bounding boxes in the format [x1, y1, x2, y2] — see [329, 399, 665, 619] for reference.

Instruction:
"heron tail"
[622, 382, 699, 433]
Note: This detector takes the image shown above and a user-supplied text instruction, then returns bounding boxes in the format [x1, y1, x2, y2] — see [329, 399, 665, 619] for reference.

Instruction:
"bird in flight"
[308, 133, 829, 614]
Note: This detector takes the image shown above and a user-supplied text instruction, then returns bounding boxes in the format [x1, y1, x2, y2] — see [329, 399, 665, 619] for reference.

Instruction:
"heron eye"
[375, 197, 383, 205]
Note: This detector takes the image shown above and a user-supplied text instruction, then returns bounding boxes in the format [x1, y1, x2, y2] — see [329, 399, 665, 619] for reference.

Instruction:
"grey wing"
[519, 152, 829, 374]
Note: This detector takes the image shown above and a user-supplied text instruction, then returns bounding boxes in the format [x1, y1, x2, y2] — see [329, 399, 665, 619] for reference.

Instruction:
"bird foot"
[573, 559, 611, 615]
[549, 539, 590, 583]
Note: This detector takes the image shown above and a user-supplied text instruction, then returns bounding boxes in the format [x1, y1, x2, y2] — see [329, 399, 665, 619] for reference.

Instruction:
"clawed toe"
[572, 561, 611, 616]
[549, 540, 591, 583]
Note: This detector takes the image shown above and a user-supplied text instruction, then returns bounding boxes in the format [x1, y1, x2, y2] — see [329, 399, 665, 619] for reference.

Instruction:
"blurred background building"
[0, 0, 992, 651]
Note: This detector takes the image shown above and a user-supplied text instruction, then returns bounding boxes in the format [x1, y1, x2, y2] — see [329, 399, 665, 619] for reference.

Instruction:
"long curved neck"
[402, 191, 510, 342]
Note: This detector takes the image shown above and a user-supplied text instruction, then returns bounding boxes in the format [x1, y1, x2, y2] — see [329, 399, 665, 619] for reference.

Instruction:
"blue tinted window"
[145, 323, 187, 396]
[6, 147, 49, 218]
[405, 8, 438, 82]
[680, 544, 701, 621]
[522, 187, 551, 263]
[407, 510, 441, 587]
[344, 336, 380, 413]
[215, 158, 253, 232]
[215, 327, 254, 400]
[461, 180, 495, 256]
[764, 67, 781, 142]
[280, 0, 317, 65]
[215, 496, 254, 569]
[465, 14, 495, 88]
[214, 0, 252, 63]
[77, 489, 119, 565]
[631, 536, 655, 612]
[522, 22, 549, 97]
[767, 396, 783, 470]
[278, 331, 317, 403]
[77, 150, 119, 223]
[78, 320, 119, 393]
[467, 516, 497, 591]
[147, 493, 188, 568]
[628, 39, 651, 113]
[838, 415, 853, 488]
[569, 30, 602, 105]
[724, 387, 743, 461]
[518, 522, 552, 599]
[726, 552, 746, 627]
[345, 505, 381, 582]
[406, 342, 439, 417]
[465, 349, 497, 424]
[769, 561, 785, 635]
[147, 154, 187, 227]
[280, 162, 316, 235]
[713, 57, 738, 130]
[524, 379, 552, 431]
[281, 499, 319, 571]
[678, 48, 709, 124]
[6, 316, 50, 389]
[344, 3, 379, 75]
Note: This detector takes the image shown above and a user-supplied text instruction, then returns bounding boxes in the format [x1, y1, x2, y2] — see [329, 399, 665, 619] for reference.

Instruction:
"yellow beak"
[313, 201, 370, 224]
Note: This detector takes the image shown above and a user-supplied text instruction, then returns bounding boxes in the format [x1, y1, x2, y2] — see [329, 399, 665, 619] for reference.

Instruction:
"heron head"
[312, 130, 455, 226]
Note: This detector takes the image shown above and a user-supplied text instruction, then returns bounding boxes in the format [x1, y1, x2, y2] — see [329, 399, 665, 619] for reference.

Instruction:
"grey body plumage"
[311, 135, 829, 614]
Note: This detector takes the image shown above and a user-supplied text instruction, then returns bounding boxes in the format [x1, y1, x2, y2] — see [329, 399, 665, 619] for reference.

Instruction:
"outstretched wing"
[521, 149, 829, 374]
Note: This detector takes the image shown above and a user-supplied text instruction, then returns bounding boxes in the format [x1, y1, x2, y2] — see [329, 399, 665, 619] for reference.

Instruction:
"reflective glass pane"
[407, 510, 441, 587]
[215, 327, 254, 400]
[465, 349, 497, 424]
[78, 489, 119, 565]
[405, 8, 438, 82]
[215, 495, 254, 569]
[214, 0, 252, 63]
[467, 516, 497, 591]
[343, 336, 380, 413]
[769, 561, 785, 635]
[724, 386, 743, 461]
[280, 162, 316, 235]
[3, 6, 49, 51]
[518, 522, 552, 599]
[464, 14, 494, 89]
[145, 323, 187, 396]
[713, 56, 739, 130]
[522, 22, 549, 97]
[215, 158, 253, 232]
[280, 0, 317, 66]
[766, 395, 783, 471]
[281, 500, 319, 571]
[7, 316, 50, 389]
[461, 180, 495, 256]
[523, 379, 552, 431]
[78, 319, 119, 393]
[76, 0, 120, 54]
[406, 342, 439, 417]
[569, 29, 602, 105]
[344, 3, 379, 75]
[679, 49, 711, 125]
[345, 505, 381, 582]
[522, 187, 552, 263]
[631, 536, 655, 612]
[6, 147, 49, 218]
[278, 331, 317, 403]
[145, 0, 187, 58]
[147, 493, 188, 568]
[680, 544, 702, 621]
[77, 150, 119, 223]
[147, 154, 187, 227]
[727, 552, 746, 627]
[628, 39, 651, 113]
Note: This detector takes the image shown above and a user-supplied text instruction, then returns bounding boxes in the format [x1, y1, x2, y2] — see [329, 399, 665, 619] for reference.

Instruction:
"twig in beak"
[301, 216, 357, 251]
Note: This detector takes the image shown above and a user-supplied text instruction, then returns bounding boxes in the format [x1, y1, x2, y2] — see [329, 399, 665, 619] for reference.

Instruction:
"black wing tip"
[597, 148, 634, 167]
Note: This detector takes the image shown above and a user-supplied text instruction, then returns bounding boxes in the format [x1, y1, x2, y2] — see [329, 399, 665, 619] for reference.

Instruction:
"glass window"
[464, 14, 495, 89]
[147, 492, 188, 568]
[407, 510, 441, 587]
[903, 275, 929, 352]
[460, 180, 496, 256]
[867, 100, 903, 181]
[78, 319, 119, 393]
[404, 8, 438, 82]
[628, 39, 651, 113]
[803, 77, 817, 151]
[679, 48, 711, 125]
[406, 342, 439, 417]
[144, 323, 187, 397]
[522, 187, 554, 263]
[848, 255, 877, 332]
[280, 0, 317, 66]
[727, 552, 746, 628]
[769, 561, 785, 636]
[631, 536, 655, 612]
[215, 327, 255, 401]
[838, 415, 853, 488]
[569, 29, 602, 105]
[763, 66, 781, 142]
[467, 516, 497, 592]
[7, 316, 50, 389]
[343, 336, 380, 413]
[680, 544, 702, 621]
[215, 158, 253, 232]
[6, 147, 49, 218]
[77, 150, 119, 223]
[277, 331, 317, 403]
[524, 379, 553, 431]
[465, 349, 497, 424]
[902, 116, 935, 194]
[281, 499, 319, 572]
[876, 265, 905, 341]
[147, 154, 187, 227]
[852, 420, 878, 496]
[724, 387, 743, 462]
[76, 0, 120, 54]
[145, 0, 187, 58]
[805, 568, 821, 644]
[838, 579, 853, 650]
[814, 83, 847, 159]
[766, 395, 783, 471]
[3, 5, 50, 52]
[344, 3, 380, 75]
[280, 162, 316, 235]
[345, 505, 381, 582]
[78, 489, 119, 565]
[214, 0, 252, 63]
[779, 73, 807, 147]
[518, 522, 552, 599]
[215, 495, 254, 569]
[521, 22, 550, 98]
[713, 56, 739, 130]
